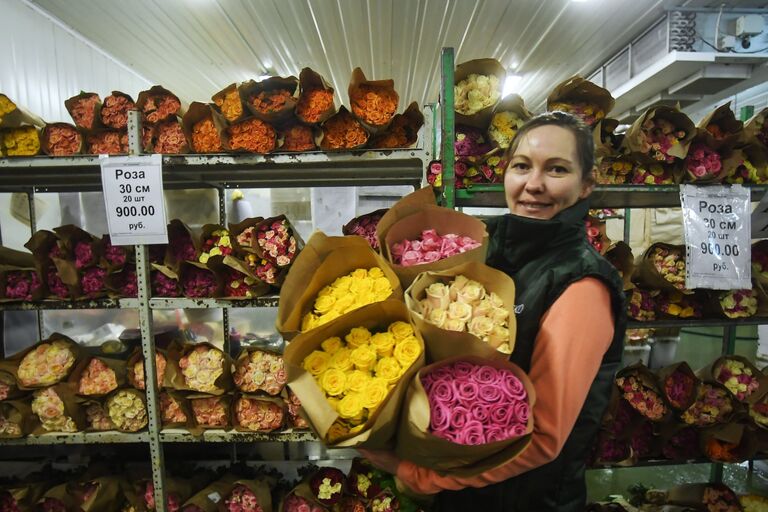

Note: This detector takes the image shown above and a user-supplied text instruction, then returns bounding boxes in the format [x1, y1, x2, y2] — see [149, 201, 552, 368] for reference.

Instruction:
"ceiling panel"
[25, 0, 768, 116]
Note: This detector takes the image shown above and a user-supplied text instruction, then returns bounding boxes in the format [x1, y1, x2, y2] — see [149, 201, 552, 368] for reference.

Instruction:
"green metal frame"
[440, 47, 456, 208]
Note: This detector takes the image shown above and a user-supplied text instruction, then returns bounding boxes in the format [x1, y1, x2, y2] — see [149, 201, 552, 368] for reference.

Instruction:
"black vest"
[435, 200, 627, 512]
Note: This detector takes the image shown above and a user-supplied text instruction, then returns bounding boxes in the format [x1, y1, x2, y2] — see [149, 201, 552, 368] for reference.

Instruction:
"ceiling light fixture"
[503, 75, 523, 97]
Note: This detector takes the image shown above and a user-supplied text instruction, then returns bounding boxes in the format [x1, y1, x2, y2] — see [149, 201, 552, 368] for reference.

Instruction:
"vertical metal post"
[623, 209, 632, 244]
[440, 47, 456, 209]
[28, 191, 44, 340]
[721, 324, 737, 356]
[129, 109, 167, 512]
[218, 187, 230, 355]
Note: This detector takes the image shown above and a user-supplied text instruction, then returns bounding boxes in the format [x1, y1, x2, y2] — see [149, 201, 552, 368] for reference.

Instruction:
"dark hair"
[504, 111, 595, 181]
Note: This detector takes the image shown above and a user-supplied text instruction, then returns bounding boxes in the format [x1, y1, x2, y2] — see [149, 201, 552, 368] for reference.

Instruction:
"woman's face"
[504, 125, 593, 220]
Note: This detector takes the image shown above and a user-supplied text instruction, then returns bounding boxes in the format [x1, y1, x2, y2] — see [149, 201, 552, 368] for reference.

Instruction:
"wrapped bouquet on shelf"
[623, 105, 695, 163]
[190, 394, 231, 430]
[233, 395, 285, 432]
[212, 83, 246, 123]
[153, 117, 188, 154]
[368, 102, 424, 149]
[2, 125, 41, 156]
[657, 361, 700, 411]
[318, 107, 369, 150]
[106, 389, 148, 433]
[159, 391, 191, 429]
[634, 242, 690, 294]
[85, 130, 127, 155]
[342, 208, 388, 250]
[348, 67, 399, 131]
[280, 122, 317, 152]
[0, 334, 80, 389]
[453, 58, 504, 128]
[232, 348, 286, 395]
[597, 156, 634, 186]
[703, 355, 768, 403]
[137, 85, 182, 124]
[31, 384, 82, 433]
[242, 75, 299, 125]
[64, 91, 102, 131]
[0, 401, 33, 438]
[100, 91, 135, 129]
[173, 342, 232, 394]
[183, 102, 227, 154]
[546, 75, 615, 127]
[680, 382, 734, 427]
[487, 94, 530, 149]
[84, 399, 116, 431]
[295, 67, 336, 125]
[70, 356, 124, 396]
[614, 363, 670, 422]
[226, 117, 278, 154]
[40, 123, 83, 156]
[697, 102, 744, 151]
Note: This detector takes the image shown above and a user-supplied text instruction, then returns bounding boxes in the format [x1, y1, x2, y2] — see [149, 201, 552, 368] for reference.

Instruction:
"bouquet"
[629, 421, 655, 459]
[416, 275, 511, 353]
[638, 117, 690, 163]
[656, 290, 703, 319]
[85, 401, 115, 431]
[0, 403, 24, 437]
[31, 387, 77, 432]
[159, 392, 188, 425]
[631, 161, 677, 184]
[281, 123, 316, 152]
[391, 229, 481, 267]
[128, 352, 167, 390]
[717, 289, 758, 319]
[421, 360, 530, 444]
[214, 85, 245, 122]
[17, 339, 77, 387]
[703, 485, 742, 512]
[597, 158, 633, 185]
[455, 125, 492, 157]
[368, 102, 423, 149]
[153, 119, 187, 154]
[713, 356, 763, 401]
[704, 435, 742, 463]
[301, 267, 393, 332]
[106, 389, 148, 432]
[234, 397, 284, 432]
[4, 269, 42, 301]
[86, 130, 128, 155]
[199, 228, 233, 264]
[169, 220, 198, 263]
[110, 265, 138, 298]
[310, 467, 346, 506]
[180, 265, 217, 298]
[454, 74, 500, 116]
[46, 268, 70, 299]
[81, 267, 108, 298]
[615, 369, 668, 421]
[102, 235, 129, 268]
[661, 426, 700, 460]
[66, 92, 101, 130]
[233, 350, 286, 395]
[488, 111, 525, 149]
[425, 160, 443, 188]
[2, 126, 40, 156]
[101, 92, 135, 129]
[680, 383, 733, 426]
[320, 108, 368, 150]
[255, 217, 298, 267]
[685, 142, 723, 181]
[282, 493, 325, 512]
[41, 123, 82, 156]
[144, 481, 182, 512]
[179, 345, 226, 393]
[549, 101, 605, 126]
[77, 358, 118, 396]
[651, 245, 687, 291]
[191, 118, 223, 153]
[223, 484, 264, 512]
[627, 289, 657, 322]
[286, 388, 310, 429]
[190, 396, 229, 428]
[661, 364, 698, 410]
[152, 270, 181, 297]
[0, 372, 15, 400]
[342, 209, 388, 250]
[349, 81, 398, 128]
[586, 218, 608, 253]
[222, 266, 265, 299]
[140, 88, 181, 124]
[228, 118, 276, 153]
[296, 68, 335, 124]
[591, 434, 631, 464]
[249, 88, 294, 114]
[244, 255, 282, 286]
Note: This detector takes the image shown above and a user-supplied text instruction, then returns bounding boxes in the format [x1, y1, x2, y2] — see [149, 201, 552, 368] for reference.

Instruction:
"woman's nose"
[524, 168, 546, 193]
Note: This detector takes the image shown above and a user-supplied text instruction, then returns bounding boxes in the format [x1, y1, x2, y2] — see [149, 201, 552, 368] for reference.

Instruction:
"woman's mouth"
[517, 201, 552, 211]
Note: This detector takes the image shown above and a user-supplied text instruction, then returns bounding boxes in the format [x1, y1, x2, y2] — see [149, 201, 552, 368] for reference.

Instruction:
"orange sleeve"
[396, 277, 615, 495]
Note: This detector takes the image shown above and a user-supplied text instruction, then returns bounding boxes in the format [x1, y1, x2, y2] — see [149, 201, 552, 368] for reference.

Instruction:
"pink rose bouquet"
[651, 245, 687, 291]
[38, 498, 68, 512]
[629, 421, 655, 459]
[455, 125, 492, 157]
[631, 162, 677, 185]
[286, 388, 309, 429]
[638, 117, 688, 163]
[181, 266, 217, 298]
[661, 426, 699, 460]
[31, 387, 77, 432]
[586, 218, 607, 253]
[179, 345, 225, 393]
[0, 491, 21, 512]
[5, 270, 42, 300]
[615, 373, 668, 421]
[103, 235, 129, 268]
[159, 392, 188, 425]
[717, 289, 758, 319]
[421, 360, 530, 445]
[233, 350, 286, 395]
[151, 270, 181, 297]
[685, 143, 723, 181]
[77, 358, 118, 395]
[169, 227, 197, 262]
[190, 396, 228, 428]
[223, 484, 264, 512]
[144, 481, 181, 512]
[85, 401, 115, 431]
[81, 267, 107, 297]
[101, 93, 135, 129]
[234, 397, 284, 432]
[198, 229, 233, 264]
[244, 255, 281, 285]
[112, 265, 138, 298]
[282, 493, 325, 512]
[713, 357, 762, 401]
[74, 240, 96, 269]
[153, 119, 187, 154]
[343, 210, 388, 250]
[309, 467, 346, 506]
[128, 352, 167, 390]
[426, 160, 443, 188]
[46, 268, 69, 299]
[663, 366, 697, 410]
[681, 383, 733, 426]
[391, 229, 481, 267]
[627, 288, 657, 322]
[256, 218, 298, 268]
[702, 484, 741, 512]
[18, 339, 76, 387]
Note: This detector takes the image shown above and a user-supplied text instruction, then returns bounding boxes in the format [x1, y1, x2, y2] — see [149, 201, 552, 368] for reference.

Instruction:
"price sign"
[680, 184, 751, 290]
[100, 154, 168, 245]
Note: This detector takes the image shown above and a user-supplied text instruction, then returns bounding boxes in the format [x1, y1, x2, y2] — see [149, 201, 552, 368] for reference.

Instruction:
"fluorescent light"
[503, 75, 523, 97]
[257, 74, 272, 81]
[571, 0, 590, 2]
[263, 60, 273, 69]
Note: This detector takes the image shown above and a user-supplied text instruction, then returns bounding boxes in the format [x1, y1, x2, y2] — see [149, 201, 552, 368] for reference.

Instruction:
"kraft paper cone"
[745, 107, 767, 145]
[68, 356, 126, 397]
[217, 477, 273, 512]
[241, 76, 299, 125]
[395, 354, 534, 472]
[594, 118, 622, 163]
[284, 300, 425, 449]
[100, 91, 135, 129]
[668, 483, 740, 509]
[64, 91, 103, 132]
[208, 254, 271, 300]
[615, 363, 673, 423]
[342, 208, 389, 242]
[623, 105, 695, 161]
[188, 393, 232, 432]
[183, 101, 228, 154]
[31, 382, 86, 435]
[699, 355, 768, 404]
[166, 219, 200, 270]
[168, 341, 233, 395]
[137, 85, 183, 124]
[69, 476, 121, 512]
[485, 94, 532, 151]
[40, 122, 83, 156]
[0, 94, 44, 128]
[656, 361, 700, 411]
[276, 231, 402, 341]
[232, 346, 285, 395]
[159, 389, 193, 430]
[0, 399, 34, 438]
[212, 82, 247, 123]
[701, 421, 757, 463]
[696, 102, 744, 151]
[546, 76, 615, 126]
[725, 144, 768, 184]
[604, 241, 634, 291]
[453, 58, 506, 129]
[228, 216, 266, 255]
[0, 246, 36, 268]
[348, 67, 399, 133]
[0, 369, 23, 400]
[404, 261, 516, 361]
[0, 333, 82, 390]
[0, 264, 45, 302]
[296, 67, 337, 125]
[383, 205, 489, 288]
[152, 116, 189, 154]
[182, 478, 234, 512]
[316, 106, 370, 150]
[52, 224, 103, 268]
[368, 101, 424, 149]
[632, 242, 692, 295]
[375, 186, 437, 251]
[231, 394, 286, 432]
[38, 483, 79, 510]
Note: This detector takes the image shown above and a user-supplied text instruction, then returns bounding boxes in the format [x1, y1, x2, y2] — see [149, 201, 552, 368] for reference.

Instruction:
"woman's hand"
[357, 448, 401, 475]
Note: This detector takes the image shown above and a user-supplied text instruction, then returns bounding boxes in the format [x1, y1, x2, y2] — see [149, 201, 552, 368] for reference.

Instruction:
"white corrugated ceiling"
[20, 0, 768, 115]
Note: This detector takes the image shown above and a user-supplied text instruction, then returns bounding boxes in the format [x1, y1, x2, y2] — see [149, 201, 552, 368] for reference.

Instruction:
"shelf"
[0, 298, 139, 310]
[590, 456, 766, 470]
[159, 428, 317, 443]
[454, 184, 768, 209]
[0, 150, 428, 192]
[627, 317, 768, 329]
[149, 296, 279, 309]
[0, 432, 148, 445]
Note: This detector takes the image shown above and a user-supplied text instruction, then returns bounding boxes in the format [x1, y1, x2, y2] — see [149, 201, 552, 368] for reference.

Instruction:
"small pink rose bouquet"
[159, 392, 188, 425]
[343, 209, 387, 250]
[180, 266, 217, 298]
[85, 401, 115, 431]
[256, 217, 298, 268]
[223, 484, 264, 512]
[233, 350, 286, 395]
[4, 270, 42, 300]
[81, 267, 107, 297]
[190, 396, 228, 428]
[77, 358, 118, 396]
[663, 366, 697, 410]
[685, 142, 723, 181]
[46, 268, 70, 299]
[234, 397, 284, 432]
[615, 371, 668, 421]
[151, 270, 181, 297]
[681, 383, 733, 427]
[74, 240, 97, 269]
[713, 357, 762, 401]
[627, 288, 657, 322]
[638, 117, 689, 163]
[391, 229, 481, 267]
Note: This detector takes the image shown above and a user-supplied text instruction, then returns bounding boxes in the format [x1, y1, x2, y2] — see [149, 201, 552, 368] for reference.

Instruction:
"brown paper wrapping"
[0, 265, 45, 303]
[453, 58, 506, 129]
[228, 216, 266, 255]
[100, 91, 135, 129]
[278, 482, 326, 512]
[159, 389, 193, 430]
[232, 346, 285, 395]
[0, 369, 23, 400]
[598, 388, 642, 442]
[591, 432, 635, 467]
[296, 67, 337, 125]
[153, 116, 190, 154]
[169, 342, 233, 395]
[615, 363, 673, 423]
[546, 76, 615, 126]
[375, 186, 438, 253]
[40, 122, 83, 156]
[52, 224, 103, 267]
[698, 355, 768, 404]
[188, 393, 232, 432]
[696, 102, 744, 151]
[251, 214, 305, 266]
[623, 105, 696, 161]
[342, 208, 389, 239]
[167, 219, 200, 270]
[80, 397, 115, 432]
[0, 399, 34, 438]
[231, 394, 286, 433]
[208, 254, 271, 300]
[656, 361, 700, 411]
[284, 300, 425, 449]
[64, 91, 103, 132]
[137, 85, 183, 124]
[241, 76, 299, 125]
[383, 205, 489, 288]
[276, 231, 402, 341]
[212, 83, 247, 123]
[37, 483, 79, 510]
[182, 478, 234, 512]
[69, 476, 121, 512]
[667, 483, 740, 509]
[395, 354, 534, 472]
[485, 94, 532, 151]
[745, 106, 767, 144]
[217, 477, 273, 512]
[632, 242, 691, 295]
[317, 106, 370, 150]
[31, 382, 86, 435]
[0, 483, 47, 511]
[742, 143, 768, 182]
[347, 67, 399, 133]
[368, 102, 424, 149]
[105, 388, 148, 433]
[0, 94, 45, 128]
[404, 261, 516, 361]
[594, 118, 622, 162]
[225, 116, 278, 154]
[182, 101, 229, 154]
[0, 333, 82, 390]
[604, 242, 634, 291]
[125, 346, 169, 390]
[24, 230, 62, 290]
[67, 356, 126, 397]
[701, 421, 757, 463]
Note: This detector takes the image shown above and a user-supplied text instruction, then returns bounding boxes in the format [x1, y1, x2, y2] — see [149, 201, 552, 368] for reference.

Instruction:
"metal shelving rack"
[0, 107, 435, 511]
[437, 46, 763, 483]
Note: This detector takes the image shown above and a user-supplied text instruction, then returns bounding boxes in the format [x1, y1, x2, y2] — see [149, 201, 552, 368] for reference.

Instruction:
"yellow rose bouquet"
[173, 343, 232, 394]
[453, 59, 505, 129]
[285, 300, 424, 448]
[277, 231, 402, 341]
[212, 83, 246, 123]
[106, 389, 148, 433]
[2, 125, 40, 156]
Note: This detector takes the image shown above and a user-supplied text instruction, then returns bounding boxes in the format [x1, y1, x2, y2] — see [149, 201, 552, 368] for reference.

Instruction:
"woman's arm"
[394, 277, 616, 495]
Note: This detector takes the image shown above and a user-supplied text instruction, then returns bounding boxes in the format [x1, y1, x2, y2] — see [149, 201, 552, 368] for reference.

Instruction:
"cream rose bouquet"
[17, 338, 77, 388]
[232, 350, 285, 395]
[178, 345, 226, 393]
[455, 74, 501, 116]
[31, 387, 78, 433]
[106, 389, 148, 432]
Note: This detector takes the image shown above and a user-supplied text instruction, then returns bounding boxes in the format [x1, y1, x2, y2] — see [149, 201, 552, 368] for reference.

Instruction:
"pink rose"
[485, 427, 507, 442]
[474, 366, 498, 385]
[462, 420, 487, 445]
[479, 384, 503, 403]
[453, 362, 474, 378]
[490, 404, 513, 426]
[430, 402, 451, 432]
[423, 251, 441, 262]
[470, 403, 490, 422]
[449, 406, 471, 430]
[400, 250, 422, 267]
[432, 380, 454, 403]
[502, 372, 527, 401]
[509, 423, 528, 436]
[512, 401, 530, 424]
[454, 380, 479, 402]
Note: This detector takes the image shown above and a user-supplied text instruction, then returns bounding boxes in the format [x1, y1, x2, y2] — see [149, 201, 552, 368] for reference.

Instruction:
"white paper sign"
[680, 184, 751, 290]
[100, 154, 169, 245]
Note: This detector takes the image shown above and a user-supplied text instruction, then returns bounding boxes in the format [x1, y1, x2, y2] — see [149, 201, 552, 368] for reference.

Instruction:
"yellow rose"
[425, 282, 450, 311]
[370, 332, 395, 358]
[332, 276, 353, 291]
[321, 336, 345, 355]
[303, 350, 330, 376]
[447, 302, 473, 323]
[472, 299, 493, 319]
[350, 345, 377, 372]
[330, 348, 354, 372]
[337, 393, 365, 423]
[331, 286, 350, 299]
[317, 285, 333, 297]
[317, 309, 341, 326]
[350, 278, 374, 295]
[448, 275, 469, 301]
[373, 289, 391, 302]
[351, 268, 369, 280]
[444, 318, 466, 331]
[345, 370, 371, 394]
[327, 397, 341, 411]
[388, 321, 414, 340]
[373, 277, 392, 294]
[362, 378, 390, 411]
[394, 336, 422, 368]
[301, 312, 318, 332]
[468, 316, 495, 338]
[367, 267, 384, 279]
[349, 424, 365, 434]
[456, 280, 486, 305]
[427, 308, 448, 328]
[320, 368, 347, 397]
[326, 420, 349, 442]
[375, 357, 402, 385]
[332, 293, 355, 314]
[486, 325, 510, 350]
[314, 295, 336, 314]
[346, 327, 372, 348]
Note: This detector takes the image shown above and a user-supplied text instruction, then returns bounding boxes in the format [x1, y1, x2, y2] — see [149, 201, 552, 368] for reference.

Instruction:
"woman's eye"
[550, 166, 569, 174]
[510, 162, 529, 171]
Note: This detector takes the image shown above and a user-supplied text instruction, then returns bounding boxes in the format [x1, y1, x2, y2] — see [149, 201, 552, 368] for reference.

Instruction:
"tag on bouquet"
[100, 154, 168, 245]
[680, 184, 751, 290]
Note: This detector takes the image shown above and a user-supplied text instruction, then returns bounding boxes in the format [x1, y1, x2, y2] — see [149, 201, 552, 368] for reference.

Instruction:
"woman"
[363, 112, 627, 511]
